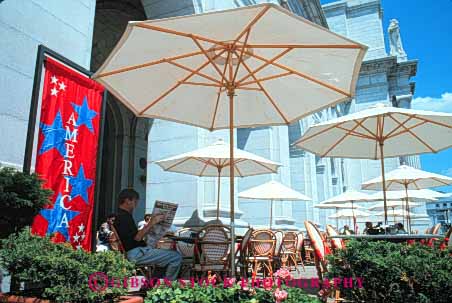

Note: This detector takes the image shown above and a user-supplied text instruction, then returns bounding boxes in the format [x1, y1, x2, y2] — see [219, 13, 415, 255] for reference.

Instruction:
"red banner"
[31, 57, 104, 251]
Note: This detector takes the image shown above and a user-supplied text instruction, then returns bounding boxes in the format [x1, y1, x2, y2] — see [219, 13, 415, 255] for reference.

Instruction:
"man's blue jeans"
[127, 247, 182, 280]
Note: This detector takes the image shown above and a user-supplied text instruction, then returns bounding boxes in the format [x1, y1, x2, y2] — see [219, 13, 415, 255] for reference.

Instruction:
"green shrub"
[0, 167, 52, 239]
[326, 240, 452, 303]
[145, 281, 321, 303]
[0, 229, 135, 302]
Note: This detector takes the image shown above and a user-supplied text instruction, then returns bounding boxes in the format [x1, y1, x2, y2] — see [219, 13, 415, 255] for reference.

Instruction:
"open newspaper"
[145, 201, 178, 248]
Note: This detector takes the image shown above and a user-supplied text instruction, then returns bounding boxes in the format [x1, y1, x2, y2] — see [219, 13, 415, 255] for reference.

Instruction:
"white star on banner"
[51, 75, 58, 84]
[73, 233, 80, 242]
[78, 223, 85, 233]
[81, 233, 86, 240]
[76, 244, 82, 250]
[59, 82, 66, 91]
[51, 87, 59, 96]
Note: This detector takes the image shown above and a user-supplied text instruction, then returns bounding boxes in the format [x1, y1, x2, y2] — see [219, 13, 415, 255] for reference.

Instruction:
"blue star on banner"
[69, 164, 93, 204]
[71, 96, 97, 133]
[39, 111, 67, 156]
[40, 193, 80, 241]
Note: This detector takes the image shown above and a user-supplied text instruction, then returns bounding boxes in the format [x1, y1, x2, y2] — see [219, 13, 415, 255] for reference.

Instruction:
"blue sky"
[320, 0, 452, 192]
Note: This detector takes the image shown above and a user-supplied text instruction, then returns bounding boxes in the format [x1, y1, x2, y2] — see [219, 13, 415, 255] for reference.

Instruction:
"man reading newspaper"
[142, 201, 178, 248]
[114, 189, 182, 280]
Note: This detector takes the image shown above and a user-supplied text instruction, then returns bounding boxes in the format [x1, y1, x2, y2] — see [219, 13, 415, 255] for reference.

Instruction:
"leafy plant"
[326, 240, 452, 303]
[145, 280, 320, 303]
[0, 167, 52, 238]
[0, 229, 135, 302]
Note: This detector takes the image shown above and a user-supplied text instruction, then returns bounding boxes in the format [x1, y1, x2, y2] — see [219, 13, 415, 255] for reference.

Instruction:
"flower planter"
[0, 293, 143, 303]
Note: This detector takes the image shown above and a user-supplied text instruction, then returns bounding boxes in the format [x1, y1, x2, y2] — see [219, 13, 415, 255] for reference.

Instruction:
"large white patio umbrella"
[92, 3, 367, 275]
[294, 104, 452, 224]
[318, 190, 376, 232]
[155, 139, 280, 219]
[238, 180, 311, 228]
[363, 165, 452, 231]
[329, 209, 370, 230]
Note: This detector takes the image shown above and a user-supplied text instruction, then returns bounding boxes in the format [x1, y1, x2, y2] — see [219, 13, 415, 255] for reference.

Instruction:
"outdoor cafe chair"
[272, 229, 283, 268]
[193, 224, 230, 277]
[326, 224, 344, 251]
[175, 228, 196, 277]
[236, 227, 254, 278]
[280, 231, 299, 273]
[247, 229, 276, 278]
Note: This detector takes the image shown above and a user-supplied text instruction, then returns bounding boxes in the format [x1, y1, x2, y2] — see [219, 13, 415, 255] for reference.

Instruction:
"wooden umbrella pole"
[336, 207, 339, 230]
[269, 199, 273, 229]
[228, 89, 236, 277]
[379, 142, 388, 225]
[404, 184, 411, 234]
[352, 200, 356, 233]
[216, 168, 221, 220]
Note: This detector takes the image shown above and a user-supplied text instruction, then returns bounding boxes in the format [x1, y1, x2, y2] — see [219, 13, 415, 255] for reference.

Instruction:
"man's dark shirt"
[114, 208, 146, 251]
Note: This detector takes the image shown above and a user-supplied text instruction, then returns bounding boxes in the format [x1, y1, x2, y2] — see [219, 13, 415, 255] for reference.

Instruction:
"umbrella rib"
[191, 36, 225, 79]
[198, 159, 213, 176]
[134, 23, 228, 47]
[236, 48, 293, 85]
[386, 121, 427, 140]
[240, 44, 363, 49]
[181, 81, 221, 87]
[241, 50, 351, 97]
[233, 5, 271, 44]
[387, 115, 436, 153]
[382, 115, 415, 140]
[295, 121, 346, 144]
[232, 29, 251, 83]
[239, 71, 293, 87]
[321, 118, 368, 157]
[166, 61, 222, 84]
[334, 125, 375, 140]
[93, 49, 220, 78]
[251, 160, 277, 173]
[237, 87, 263, 91]
[399, 113, 452, 129]
[164, 156, 194, 171]
[238, 55, 290, 124]
[139, 49, 227, 115]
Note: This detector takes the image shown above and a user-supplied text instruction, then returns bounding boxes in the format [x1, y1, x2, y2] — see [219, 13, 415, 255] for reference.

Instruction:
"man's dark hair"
[118, 188, 139, 205]
[144, 213, 152, 220]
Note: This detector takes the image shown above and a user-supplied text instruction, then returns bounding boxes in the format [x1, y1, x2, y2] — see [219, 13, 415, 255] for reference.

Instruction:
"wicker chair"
[175, 228, 197, 277]
[193, 225, 230, 277]
[236, 228, 254, 278]
[280, 231, 299, 273]
[247, 229, 276, 278]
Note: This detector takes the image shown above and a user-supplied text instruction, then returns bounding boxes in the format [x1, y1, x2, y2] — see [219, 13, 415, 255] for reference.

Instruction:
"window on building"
[436, 204, 440, 208]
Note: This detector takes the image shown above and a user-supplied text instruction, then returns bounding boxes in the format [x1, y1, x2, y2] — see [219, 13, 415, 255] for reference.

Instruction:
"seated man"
[395, 222, 407, 234]
[97, 213, 116, 252]
[363, 221, 373, 235]
[114, 189, 182, 280]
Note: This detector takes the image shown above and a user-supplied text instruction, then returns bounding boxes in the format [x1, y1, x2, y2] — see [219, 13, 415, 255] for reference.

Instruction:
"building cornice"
[359, 56, 417, 78]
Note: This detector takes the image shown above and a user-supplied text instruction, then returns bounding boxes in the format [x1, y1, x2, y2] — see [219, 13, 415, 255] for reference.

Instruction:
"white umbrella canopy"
[155, 139, 281, 219]
[368, 200, 422, 211]
[238, 180, 311, 228]
[362, 165, 452, 191]
[294, 103, 452, 224]
[92, 4, 367, 129]
[320, 189, 376, 204]
[329, 209, 370, 219]
[93, 3, 366, 275]
[154, 139, 280, 177]
[368, 189, 442, 202]
[374, 210, 429, 219]
[314, 202, 364, 209]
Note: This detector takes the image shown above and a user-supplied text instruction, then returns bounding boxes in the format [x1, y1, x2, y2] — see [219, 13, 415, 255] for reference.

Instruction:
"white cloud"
[412, 92, 452, 113]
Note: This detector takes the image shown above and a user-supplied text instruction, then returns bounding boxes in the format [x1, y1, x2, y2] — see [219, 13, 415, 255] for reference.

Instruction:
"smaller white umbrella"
[238, 180, 311, 228]
[374, 210, 429, 219]
[155, 139, 281, 219]
[369, 200, 422, 223]
[315, 202, 364, 229]
[320, 190, 376, 232]
[329, 209, 370, 225]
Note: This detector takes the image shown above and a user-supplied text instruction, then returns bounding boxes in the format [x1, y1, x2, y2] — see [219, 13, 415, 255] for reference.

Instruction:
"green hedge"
[0, 229, 135, 302]
[145, 281, 321, 303]
[326, 240, 452, 303]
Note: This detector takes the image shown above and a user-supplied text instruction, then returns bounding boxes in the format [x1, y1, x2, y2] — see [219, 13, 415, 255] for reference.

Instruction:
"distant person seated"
[114, 188, 182, 280]
[341, 225, 354, 235]
[138, 213, 152, 230]
[96, 213, 116, 252]
[395, 222, 407, 234]
[363, 222, 373, 234]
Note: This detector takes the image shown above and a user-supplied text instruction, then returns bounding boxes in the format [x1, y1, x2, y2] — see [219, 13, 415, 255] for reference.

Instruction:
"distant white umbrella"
[374, 210, 429, 219]
[238, 180, 311, 228]
[155, 139, 280, 219]
[318, 190, 376, 232]
[368, 200, 422, 211]
[315, 202, 364, 228]
[294, 104, 452, 224]
[363, 165, 452, 231]
[329, 209, 370, 229]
